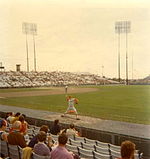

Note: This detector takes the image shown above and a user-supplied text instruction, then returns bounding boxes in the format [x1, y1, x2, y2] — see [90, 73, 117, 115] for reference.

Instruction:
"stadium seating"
[0, 140, 9, 158]
[0, 71, 118, 88]
[0, 117, 144, 159]
[32, 152, 50, 159]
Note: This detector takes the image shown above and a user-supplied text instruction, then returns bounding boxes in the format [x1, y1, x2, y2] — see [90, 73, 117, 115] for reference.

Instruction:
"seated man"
[50, 133, 74, 159]
[7, 121, 27, 148]
[33, 131, 51, 157]
[28, 125, 52, 148]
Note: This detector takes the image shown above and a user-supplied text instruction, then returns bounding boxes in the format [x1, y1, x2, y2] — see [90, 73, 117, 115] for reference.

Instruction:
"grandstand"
[0, 71, 119, 88]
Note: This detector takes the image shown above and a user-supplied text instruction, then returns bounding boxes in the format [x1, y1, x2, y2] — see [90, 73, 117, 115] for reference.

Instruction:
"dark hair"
[69, 123, 74, 129]
[37, 131, 47, 142]
[58, 133, 68, 145]
[40, 125, 49, 133]
[54, 119, 59, 125]
[15, 112, 21, 117]
[0, 120, 7, 128]
[19, 115, 25, 122]
[22, 114, 26, 118]
[121, 140, 135, 159]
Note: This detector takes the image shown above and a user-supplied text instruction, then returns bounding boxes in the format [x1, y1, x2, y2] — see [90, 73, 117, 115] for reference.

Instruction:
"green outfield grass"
[0, 85, 149, 124]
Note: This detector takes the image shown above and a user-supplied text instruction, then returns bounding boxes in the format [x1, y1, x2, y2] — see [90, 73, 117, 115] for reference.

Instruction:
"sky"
[0, 0, 150, 79]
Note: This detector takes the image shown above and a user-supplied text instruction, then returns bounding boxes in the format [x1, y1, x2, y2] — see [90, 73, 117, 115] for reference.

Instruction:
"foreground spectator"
[11, 112, 21, 124]
[33, 131, 51, 157]
[7, 121, 26, 148]
[51, 133, 74, 159]
[28, 125, 52, 148]
[119, 140, 135, 159]
[50, 119, 61, 135]
[0, 119, 8, 141]
[19, 115, 28, 135]
[66, 123, 79, 138]
[6, 112, 15, 124]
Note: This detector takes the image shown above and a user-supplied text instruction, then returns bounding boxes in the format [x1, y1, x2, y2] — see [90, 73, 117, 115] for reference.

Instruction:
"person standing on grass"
[65, 85, 68, 95]
[61, 95, 80, 120]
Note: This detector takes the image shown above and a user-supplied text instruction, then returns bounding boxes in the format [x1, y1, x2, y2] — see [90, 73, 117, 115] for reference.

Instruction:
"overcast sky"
[0, 0, 150, 79]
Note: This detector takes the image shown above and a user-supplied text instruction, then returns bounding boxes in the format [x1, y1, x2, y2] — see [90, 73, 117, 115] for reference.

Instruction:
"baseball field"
[0, 85, 149, 124]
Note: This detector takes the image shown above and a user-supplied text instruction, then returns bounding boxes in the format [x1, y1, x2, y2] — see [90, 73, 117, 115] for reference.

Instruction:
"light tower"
[22, 22, 37, 72]
[115, 21, 131, 84]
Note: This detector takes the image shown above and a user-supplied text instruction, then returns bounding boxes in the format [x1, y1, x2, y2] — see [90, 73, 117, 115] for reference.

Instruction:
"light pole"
[22, 22, 37, 72]
[22, 22, 29, 72]
[115, 21, 131, 85]
[115, 22, 121, 82]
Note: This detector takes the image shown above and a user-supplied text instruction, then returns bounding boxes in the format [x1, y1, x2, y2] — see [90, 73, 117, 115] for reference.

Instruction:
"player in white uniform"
[61, 96, 79, 120]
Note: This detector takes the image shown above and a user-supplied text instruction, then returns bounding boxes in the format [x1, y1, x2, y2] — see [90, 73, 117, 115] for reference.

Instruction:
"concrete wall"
[0, 111, 149, 158]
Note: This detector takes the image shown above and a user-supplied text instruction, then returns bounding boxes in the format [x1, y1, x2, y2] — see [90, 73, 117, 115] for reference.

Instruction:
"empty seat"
[0, 140, 9, 158]
[81, 142, 95, 150]
[32, 152, 50, 159]
[93, 151, 111, 159]
[69, 138, 82, 147]
[109, 143, 121, 152]
[110, 149, 121, 159]
[74, 136, 85, 142]
[66, 143, 78, 155]
[8, 144, 21, 159]
[84, 138, 96, 144]
[77, 146, 93, 159]
[96, 140, 109, 149]
[94, 145, 110, 155]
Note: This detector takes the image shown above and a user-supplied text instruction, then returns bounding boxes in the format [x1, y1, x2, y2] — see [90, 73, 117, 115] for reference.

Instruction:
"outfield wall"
[0, 111, 149, 158]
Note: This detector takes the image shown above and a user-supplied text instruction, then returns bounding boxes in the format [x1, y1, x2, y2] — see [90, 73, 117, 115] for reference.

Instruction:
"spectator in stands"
[120, 140, 135, 159]
[28, 125, 52, 148]
[0, 119, 8, 141]
[7, 121, 27, 148]
[50, 119, 61, 135]
[19, 115, 28, 135]
[51, 133, 74, 159]
[33, 131, 51, 157]
[6, 112, 15, 124]
[11, 112, 21, 124]
[66, 123, 79, 138]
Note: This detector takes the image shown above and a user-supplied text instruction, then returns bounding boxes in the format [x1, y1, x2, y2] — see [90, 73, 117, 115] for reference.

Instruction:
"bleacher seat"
[32, 152, 50, 159]
[77, 147, 93, 159]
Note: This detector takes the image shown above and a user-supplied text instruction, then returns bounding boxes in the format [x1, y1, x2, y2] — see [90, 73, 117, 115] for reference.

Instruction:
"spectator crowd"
[0, 71, 118, 88]
[0, 111, 143, 159]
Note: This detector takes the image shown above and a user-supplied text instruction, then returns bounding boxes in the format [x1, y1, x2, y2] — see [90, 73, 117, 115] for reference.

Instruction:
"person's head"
[54, 119, 59, 125]
[58, 133, 68, 145]
[67, 95, 72, 99]
[19, 115, 25, 123]
[12, 121, 22, 130]
[40, 125, 49, 133]
[69, 123, 75, 129]
[121, 140, 135, 159]
[14, 112, 21, 117]
[22, 114, 26, 118]
[37, 131, 47, 142]
[0, 119, 7, 130]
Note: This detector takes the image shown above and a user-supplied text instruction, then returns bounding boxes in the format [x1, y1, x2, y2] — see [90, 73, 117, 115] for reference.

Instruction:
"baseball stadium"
[0, 0, 150, 159]
[0, 71, 150, 159]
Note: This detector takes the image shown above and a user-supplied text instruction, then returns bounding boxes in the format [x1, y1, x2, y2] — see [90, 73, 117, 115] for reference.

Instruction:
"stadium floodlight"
[115, 21, 131, 85]
[22, 22, 37, 72]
